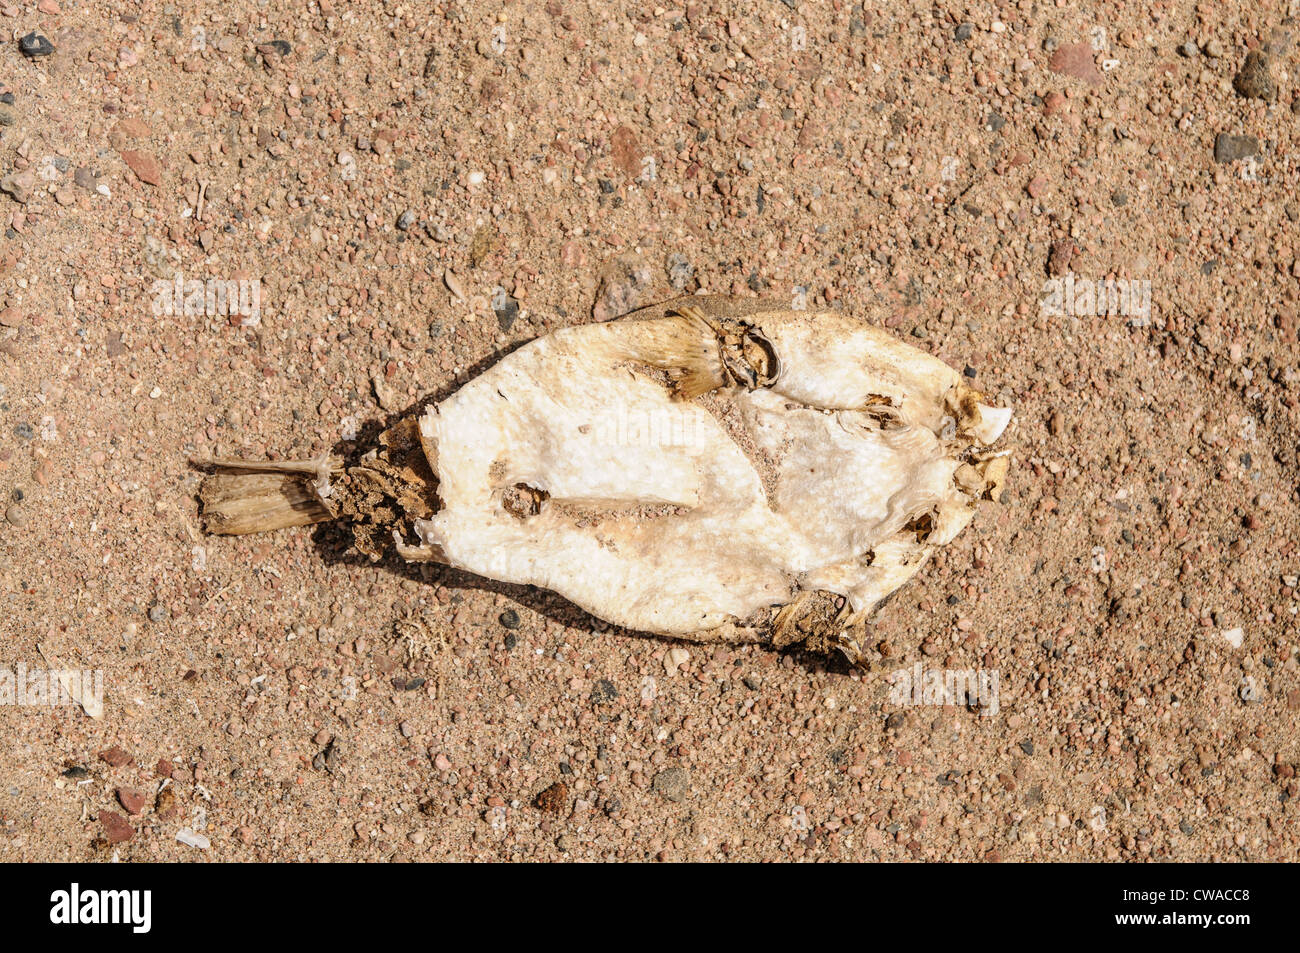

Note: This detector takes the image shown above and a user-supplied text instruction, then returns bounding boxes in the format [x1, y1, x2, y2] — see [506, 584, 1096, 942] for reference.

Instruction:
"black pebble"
[19, 32, 54, 57]
[493, 294, 519, 333]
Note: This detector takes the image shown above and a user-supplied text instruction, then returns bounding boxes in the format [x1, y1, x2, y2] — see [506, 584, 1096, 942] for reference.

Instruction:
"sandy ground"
[0, 0, 1297, 862]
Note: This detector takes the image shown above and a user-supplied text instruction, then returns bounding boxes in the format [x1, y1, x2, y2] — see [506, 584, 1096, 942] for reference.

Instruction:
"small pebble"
[98, 811, 134, 844]
[18, 32, 54, 58]
[1213, 134, 1259, 164]
[651, 767, 689, 802]
[176, 828, 211, 849]
[1232, 51, 1274, 100]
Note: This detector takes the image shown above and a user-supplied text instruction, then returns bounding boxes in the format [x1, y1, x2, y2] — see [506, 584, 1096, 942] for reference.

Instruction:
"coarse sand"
[0, 1, 1297, 861]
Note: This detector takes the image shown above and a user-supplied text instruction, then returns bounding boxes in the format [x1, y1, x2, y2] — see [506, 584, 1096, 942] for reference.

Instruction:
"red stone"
[98, 745, 133, 768]
[1048, 43, 1103, 85]
[120, 150, 161, 186]
[98, 810, 134, 844]
[117, 787, 147, 815]
[610, 125, 642, 177]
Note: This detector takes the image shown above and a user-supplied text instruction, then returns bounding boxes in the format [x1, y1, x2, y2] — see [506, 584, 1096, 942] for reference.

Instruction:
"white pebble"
[176, 828, 210, 849]
[664, 647, 690, 676]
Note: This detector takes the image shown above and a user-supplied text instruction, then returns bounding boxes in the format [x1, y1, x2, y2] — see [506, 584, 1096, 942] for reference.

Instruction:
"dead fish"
[195, 296, 1012, 665]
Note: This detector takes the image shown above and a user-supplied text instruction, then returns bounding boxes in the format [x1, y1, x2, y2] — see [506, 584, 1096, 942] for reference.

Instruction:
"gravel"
[0, 0, 1295, 864]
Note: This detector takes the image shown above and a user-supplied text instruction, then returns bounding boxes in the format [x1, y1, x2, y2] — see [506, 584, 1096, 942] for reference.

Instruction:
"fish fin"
[198, 471, 333, 535]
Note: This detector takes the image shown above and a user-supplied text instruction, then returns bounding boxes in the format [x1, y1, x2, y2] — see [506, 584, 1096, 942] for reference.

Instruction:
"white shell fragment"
[175, 828, 211, 849]
[397, 298, 1012, 662]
